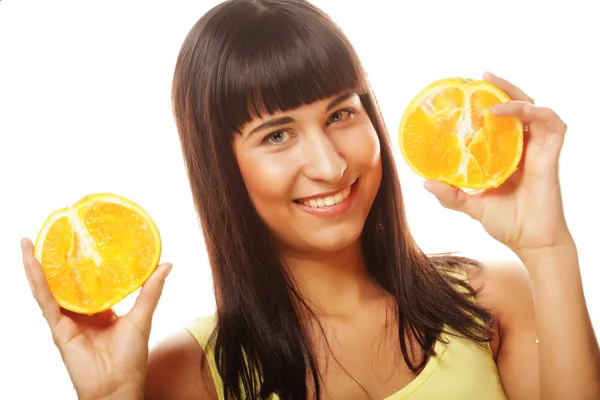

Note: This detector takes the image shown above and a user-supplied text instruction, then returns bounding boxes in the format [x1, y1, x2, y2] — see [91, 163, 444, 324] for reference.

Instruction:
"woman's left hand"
[424, 72, 573, 258]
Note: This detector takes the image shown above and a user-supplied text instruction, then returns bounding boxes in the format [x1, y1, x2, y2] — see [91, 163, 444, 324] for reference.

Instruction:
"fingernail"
[424, 180, 434, 193]
[490, 104, 503, 113]
[21, 239, 26, 252]
[484, 71, 496, 79]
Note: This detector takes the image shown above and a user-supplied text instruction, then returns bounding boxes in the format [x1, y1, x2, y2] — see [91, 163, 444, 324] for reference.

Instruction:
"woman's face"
[233, 92, 382, 255]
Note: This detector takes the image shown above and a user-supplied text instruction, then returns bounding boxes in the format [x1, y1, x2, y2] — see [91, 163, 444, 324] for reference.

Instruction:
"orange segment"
[398, 77, 523, 189]
[34, 193, 161, 315]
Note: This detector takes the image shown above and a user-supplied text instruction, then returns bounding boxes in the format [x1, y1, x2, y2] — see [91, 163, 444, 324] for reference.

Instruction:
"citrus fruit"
[34, 193, 162, 315]
[398, 77, 524, 189]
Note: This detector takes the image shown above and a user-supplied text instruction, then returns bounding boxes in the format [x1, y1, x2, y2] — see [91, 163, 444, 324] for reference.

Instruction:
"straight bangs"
[205, 2, 370, 136]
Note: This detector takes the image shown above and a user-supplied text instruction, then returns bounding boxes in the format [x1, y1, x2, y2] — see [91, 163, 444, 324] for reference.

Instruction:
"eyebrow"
[247, 91, 356, 136]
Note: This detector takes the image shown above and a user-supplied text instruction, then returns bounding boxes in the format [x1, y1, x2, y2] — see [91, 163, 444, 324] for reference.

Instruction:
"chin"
[303, 224, 364, 254]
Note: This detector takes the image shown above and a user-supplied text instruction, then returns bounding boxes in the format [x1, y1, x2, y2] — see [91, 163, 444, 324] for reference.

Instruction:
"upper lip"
[294, 178, 357, 202]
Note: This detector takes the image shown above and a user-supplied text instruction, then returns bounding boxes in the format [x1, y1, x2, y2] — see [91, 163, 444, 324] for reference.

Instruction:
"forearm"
[520, 239, 600, 399]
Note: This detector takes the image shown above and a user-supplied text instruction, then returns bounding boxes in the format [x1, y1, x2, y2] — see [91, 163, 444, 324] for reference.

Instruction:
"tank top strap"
[184, 314, 226, 400]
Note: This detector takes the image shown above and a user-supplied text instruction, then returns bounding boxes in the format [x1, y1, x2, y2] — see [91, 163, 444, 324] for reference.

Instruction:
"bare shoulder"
[464, 258, 534, 319]
[145, 329, 218, 400]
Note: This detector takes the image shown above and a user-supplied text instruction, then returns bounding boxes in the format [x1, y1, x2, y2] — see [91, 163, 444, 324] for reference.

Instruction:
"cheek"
[338, 122, 381, 170]
[235, 150, 295, 212]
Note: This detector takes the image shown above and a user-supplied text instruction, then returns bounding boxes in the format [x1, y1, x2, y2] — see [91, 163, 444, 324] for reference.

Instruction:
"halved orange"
[34, 193, 162, 315]
[398, 77, 524, 189]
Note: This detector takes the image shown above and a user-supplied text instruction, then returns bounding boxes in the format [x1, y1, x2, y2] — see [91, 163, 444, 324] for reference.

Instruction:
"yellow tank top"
[184, 265, 505, 399]
[184, 314, 507, 399]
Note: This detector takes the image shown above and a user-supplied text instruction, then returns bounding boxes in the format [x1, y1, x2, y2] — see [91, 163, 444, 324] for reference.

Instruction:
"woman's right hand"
[21, 238, 172, 400]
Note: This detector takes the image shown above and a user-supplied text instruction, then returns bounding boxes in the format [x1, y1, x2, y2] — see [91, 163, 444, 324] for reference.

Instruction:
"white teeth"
[299, 185, 352, 208]
[333, 192, 344, 203]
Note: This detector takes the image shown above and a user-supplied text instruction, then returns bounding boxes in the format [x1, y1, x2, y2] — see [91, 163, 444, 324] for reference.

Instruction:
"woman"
[20, 0, 599, 399]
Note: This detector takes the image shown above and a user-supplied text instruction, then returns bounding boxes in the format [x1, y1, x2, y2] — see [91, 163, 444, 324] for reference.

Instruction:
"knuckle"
[50, 326, 62, 346]
[51, 332, 61, 346]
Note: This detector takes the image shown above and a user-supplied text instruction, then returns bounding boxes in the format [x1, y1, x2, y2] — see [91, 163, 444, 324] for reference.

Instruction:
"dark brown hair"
[171, 0, 493, 398]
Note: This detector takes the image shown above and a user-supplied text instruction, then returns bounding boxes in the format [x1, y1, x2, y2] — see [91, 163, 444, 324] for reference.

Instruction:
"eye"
[326, 109, 355, 125]
[263, 130, 291, 145]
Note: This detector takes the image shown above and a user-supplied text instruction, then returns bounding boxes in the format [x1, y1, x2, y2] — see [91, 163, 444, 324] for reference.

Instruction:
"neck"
[282, 240, 385, 318]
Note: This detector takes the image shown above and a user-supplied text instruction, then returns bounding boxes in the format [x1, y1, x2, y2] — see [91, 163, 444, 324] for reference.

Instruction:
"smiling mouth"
[293, 179, 358, 209]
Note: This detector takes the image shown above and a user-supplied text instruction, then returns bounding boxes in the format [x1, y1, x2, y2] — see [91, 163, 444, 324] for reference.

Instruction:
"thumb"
[128, 263, 172, 335]
[424, 179, 482, 220]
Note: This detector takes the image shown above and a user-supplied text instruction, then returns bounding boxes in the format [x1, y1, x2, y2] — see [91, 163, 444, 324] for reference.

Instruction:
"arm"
[519, 240, 600, 400]
[474, 244, 600, 400]
[144, 329, 219, 400]
[471, 260, 540, 400]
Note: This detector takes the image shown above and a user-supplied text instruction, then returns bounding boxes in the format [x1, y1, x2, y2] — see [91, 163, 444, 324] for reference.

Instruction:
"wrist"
[514, 227, 575, 260]
[86, 383, 144, 400]
[515, 236, 578, 277]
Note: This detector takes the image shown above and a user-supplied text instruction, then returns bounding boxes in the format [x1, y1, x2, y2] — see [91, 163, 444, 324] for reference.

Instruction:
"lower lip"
[295, 179, 359, 217]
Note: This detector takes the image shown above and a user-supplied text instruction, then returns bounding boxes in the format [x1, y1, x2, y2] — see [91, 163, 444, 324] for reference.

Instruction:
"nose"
[302, 130, 347, 183]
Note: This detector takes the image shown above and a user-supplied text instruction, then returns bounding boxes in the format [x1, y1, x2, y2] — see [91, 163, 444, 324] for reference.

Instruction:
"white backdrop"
[1, 0, 598, 398]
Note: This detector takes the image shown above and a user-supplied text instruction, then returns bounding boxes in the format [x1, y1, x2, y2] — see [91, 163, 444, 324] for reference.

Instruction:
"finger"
[21, 238, 62, 329]
[521, 105, 568, 134]
[483, 71, 535, 104]
[424, 180, 483, 220]
[490, 100, 532, 121]
[21, 240, 35, 298]
[62, 308, 117, 327]
[127, 263, 172, 335]
[490, 102, 567, 134]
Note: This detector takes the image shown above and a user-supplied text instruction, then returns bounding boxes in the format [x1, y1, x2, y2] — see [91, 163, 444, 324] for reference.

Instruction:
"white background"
[1, 0, 598, 398]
